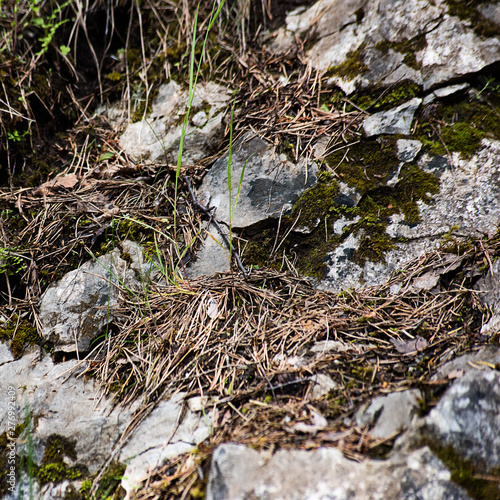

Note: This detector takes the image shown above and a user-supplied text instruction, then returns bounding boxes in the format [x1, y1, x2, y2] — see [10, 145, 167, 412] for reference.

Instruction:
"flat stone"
[355, 389, 422, 439]
[197, 133, 317, 228]
[425, 371, 500, 470]
[397, 139, 422, 162]
[206, 443, 470, 500]
[363, 98, 422, 137]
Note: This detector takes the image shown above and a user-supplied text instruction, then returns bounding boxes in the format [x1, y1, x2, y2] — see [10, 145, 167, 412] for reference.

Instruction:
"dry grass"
[0, 1, 498, 499]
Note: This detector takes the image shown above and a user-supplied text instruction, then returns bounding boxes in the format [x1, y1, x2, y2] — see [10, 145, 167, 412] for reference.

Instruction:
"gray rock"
[432, 346, 500, 381]
[309, 373, 337, 400]
[397, 139, 422, 162]
[425, 371, 500, 470]
[422, 83, 470, 105]
[363, 98, 422, 137]
[270, 0, 500, 93]
[0, 353, 135, 473]
[198, 133, 317, 228]
[39, 248, 137, 352]
[355, 389, 422, 439]
[120, 392, 211, 497]
[206, 443, 470, 500]
[186, 223, 231, 278]
[119, 81, 231, 163]
[321, 138, 500, 292]
[478, 2, 500, 26]
[475, 259, 500, 335]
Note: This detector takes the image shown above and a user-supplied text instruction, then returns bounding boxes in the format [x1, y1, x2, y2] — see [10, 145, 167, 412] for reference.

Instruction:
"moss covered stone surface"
[0, 317, 40, 358]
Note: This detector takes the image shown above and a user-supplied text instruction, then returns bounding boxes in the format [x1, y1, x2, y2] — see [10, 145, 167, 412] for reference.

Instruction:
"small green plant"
[32, 0, 72, 56]
[7, 130, 30, 142]
[0, 247, 28, 275]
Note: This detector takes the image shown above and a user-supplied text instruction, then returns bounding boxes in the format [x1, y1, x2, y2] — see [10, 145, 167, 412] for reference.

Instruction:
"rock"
[1, 351, 212, 500]
[197, 133, 317, 228]
[424, 371, 500, 470]
[206, 443, 471, 500]
[39, 247, 137, 352]
[321, 138, 500, 292]
[422, 83, 470, 105]
[363, 98, 422, 137]
[355, 389, 422, 439]
[0, 353, 135, 476]
[119, 81, 232, 163]
[270, 0, 500, 93]
[120, 392, 212, 498]
[432, 346, 500, 381]
[474, 259, 500, 336]
[396, 139, 422, 162]
[186, 223, 231, 278]
[309, 373, 337, 399]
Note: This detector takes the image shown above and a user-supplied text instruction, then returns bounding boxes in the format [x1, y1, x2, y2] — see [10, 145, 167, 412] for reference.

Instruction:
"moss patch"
[38, 434, 87, 486]
[327, 43, 369, 81]
[350, 81, 421, 112]
[416, 94, 500, 159]
[0, 317, 40, 358]
[427, 441, 500, 499]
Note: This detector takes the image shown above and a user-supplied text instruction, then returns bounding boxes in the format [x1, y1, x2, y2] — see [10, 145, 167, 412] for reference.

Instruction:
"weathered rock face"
[118, 80, 232, 163]
[39, 247, 136, 352]
[197, 133, 318, 229]
[270, 0, 500, 93]
[187, 133, 318, 276]
[424, 371, 500, 470]
[1, 348, 212, 500]
[321, 135, 500, 292]
[206, 443, 471, 500]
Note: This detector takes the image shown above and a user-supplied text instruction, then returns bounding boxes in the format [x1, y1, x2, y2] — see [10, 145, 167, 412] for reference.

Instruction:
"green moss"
[0, 317, 40, 358]
[375, 36, 427, 70]
[416, 96, 500, 159]
[330, 138, 400, 194]
[328, 43, 369, 81]
[444, 0, 500, 38]
[38, 434, 87, 486]
[351, 82, 421, 112]
[288, 181, 342, 228]
[428, 442, 500, 499]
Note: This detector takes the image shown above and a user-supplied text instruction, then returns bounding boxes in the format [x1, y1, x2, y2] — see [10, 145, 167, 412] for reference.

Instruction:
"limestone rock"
[119, 81, 231, 163]
[198, 133, 317, 228]
[270, 0, 500, 93]
[120, 393, 212, 498]
[355, 389, 422, 439]
[39, 248, 136, 352]
[321, 138, 500, 292]
[424, 370, 500, 470]
[363, 98, 421, 137]
[206, 443, 470, 500]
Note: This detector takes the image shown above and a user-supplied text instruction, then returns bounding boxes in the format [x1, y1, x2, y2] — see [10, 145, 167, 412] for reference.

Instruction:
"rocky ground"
[1, 0, 500, 499]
